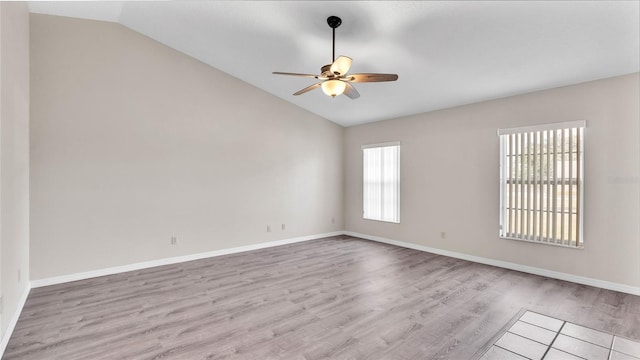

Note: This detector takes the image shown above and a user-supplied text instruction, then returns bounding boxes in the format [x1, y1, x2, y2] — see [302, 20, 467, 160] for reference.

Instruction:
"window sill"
[363, 217, 400, 224]
[500, 235, 584, 250]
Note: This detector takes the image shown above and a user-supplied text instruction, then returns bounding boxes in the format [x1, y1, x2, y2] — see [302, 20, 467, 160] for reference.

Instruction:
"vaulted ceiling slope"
[28, 1, 640, 127]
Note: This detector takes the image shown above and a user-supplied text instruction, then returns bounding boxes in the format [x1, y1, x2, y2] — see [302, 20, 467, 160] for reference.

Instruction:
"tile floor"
[480, 311, 640, 360]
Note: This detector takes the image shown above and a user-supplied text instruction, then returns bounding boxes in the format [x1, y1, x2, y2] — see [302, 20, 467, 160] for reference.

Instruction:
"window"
[363, 142, 400, 223]
[499, 121, 585, 248]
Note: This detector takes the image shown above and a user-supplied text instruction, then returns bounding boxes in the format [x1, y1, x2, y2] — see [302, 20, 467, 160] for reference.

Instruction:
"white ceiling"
[28, 1, 640, 127]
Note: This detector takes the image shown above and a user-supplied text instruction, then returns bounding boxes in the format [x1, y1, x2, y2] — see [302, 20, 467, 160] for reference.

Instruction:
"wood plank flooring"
[4, 235, 640, 359]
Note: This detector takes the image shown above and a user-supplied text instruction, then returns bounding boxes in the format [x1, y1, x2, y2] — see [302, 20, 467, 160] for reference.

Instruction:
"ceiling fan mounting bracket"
[327, 16, 342, 29]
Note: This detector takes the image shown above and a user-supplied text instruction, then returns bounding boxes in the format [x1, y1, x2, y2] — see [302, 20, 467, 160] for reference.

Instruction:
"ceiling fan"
[273, 16, 398, 99]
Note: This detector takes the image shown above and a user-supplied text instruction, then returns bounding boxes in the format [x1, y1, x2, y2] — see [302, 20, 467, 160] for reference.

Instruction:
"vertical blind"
[499, 121, 585, 247]
[363, 142, 400, 223]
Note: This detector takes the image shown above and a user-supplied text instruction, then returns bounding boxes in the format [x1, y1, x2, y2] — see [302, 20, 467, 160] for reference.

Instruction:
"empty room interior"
[1, 1, 639, 359]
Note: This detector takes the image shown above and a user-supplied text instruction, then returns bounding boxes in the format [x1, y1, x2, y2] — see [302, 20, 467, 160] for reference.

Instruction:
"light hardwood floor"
[4, 235, 640, 359]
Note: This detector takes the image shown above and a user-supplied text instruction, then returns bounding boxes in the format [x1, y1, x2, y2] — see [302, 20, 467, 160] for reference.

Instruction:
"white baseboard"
[31, 231, 344, 288]
[29, 230, 640, 296]
[0, 284, 31, 358]
[344, 231, 640, 296]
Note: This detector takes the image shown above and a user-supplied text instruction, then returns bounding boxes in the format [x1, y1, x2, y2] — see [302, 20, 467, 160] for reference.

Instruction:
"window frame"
[498, 121, 585, 249]
[362, 141, 401, 224]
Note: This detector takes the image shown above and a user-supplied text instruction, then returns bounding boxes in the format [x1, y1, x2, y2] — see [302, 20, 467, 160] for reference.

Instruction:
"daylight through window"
[363, 142, 400, 223]
[499, 121, 585, 247]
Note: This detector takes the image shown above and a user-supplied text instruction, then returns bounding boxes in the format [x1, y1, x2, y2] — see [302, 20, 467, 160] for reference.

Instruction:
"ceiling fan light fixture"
[321, 79, 346, 97]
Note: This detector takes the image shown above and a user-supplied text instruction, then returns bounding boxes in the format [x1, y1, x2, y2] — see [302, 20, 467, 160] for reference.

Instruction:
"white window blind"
[363, 142, 400, 223]
[499, 121, 585, 248]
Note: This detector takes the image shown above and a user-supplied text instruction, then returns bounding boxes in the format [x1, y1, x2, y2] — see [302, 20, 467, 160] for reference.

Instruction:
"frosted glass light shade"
[321, 80, 346, 97]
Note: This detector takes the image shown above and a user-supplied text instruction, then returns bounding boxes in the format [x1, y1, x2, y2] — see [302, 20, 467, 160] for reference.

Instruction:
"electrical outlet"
[440, 232, 446, 239]
[331, 217, 335, 224]
[281, 224, 285, 231]
[171, 236, 177, 245]
[267, 226, 271, 232]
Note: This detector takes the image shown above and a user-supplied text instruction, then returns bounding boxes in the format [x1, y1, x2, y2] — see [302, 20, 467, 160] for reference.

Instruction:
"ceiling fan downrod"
[327, 16, 342, 63]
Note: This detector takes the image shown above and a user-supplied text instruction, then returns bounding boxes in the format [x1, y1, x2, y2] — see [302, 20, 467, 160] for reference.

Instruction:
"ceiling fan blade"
[330, 55, 353, 76]
[293, 83, 322, 96]
[347, 73, 399, 82]
[343, 82, 360, 99]
[273, 72, 319, 78]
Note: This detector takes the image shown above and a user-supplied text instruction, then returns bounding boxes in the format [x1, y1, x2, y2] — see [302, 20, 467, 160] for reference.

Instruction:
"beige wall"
[0, 2, 30, 337]
[30, 14, 343, 280]
[345, 73, 640, 288]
